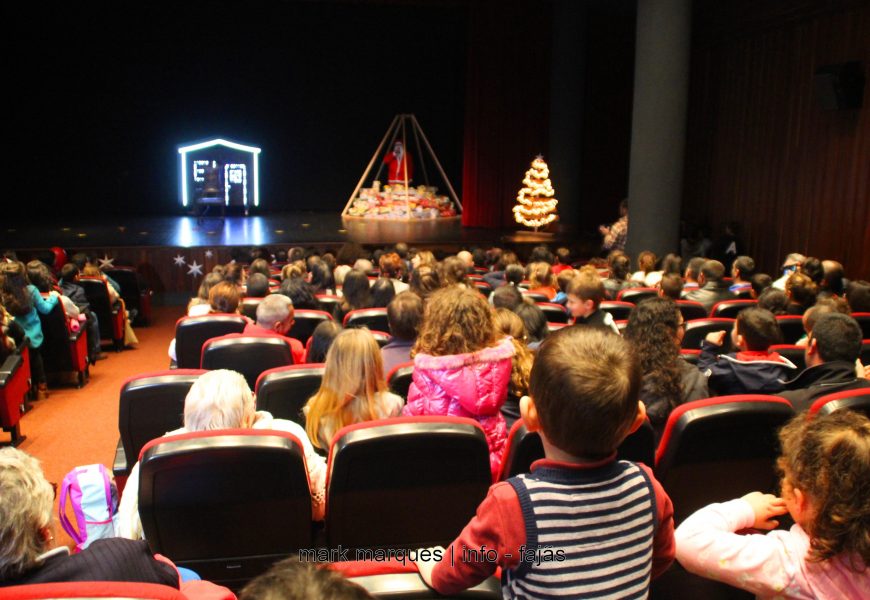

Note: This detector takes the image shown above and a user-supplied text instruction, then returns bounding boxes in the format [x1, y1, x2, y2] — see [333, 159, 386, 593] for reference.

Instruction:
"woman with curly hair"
[403, 287, 514, 478]
[623, 297, 707, 442]
[493, 308, 533, 430]
[676, 411, 870, 598]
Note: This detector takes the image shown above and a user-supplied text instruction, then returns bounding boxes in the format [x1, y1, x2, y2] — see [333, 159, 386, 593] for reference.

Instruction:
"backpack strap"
[58, 469, 87, 549]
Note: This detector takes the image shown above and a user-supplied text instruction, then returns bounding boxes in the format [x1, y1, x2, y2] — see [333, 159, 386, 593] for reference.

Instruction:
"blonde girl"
[304, 328, 403, 450]
[676, 411, 870, 598]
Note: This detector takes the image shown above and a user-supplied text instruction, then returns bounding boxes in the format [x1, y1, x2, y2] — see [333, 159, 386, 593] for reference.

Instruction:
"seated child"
[415, 327, 675, 598]
[675, 411, 870, 598]
[566, 267, 620, 334]
[698, 307, 797, 395]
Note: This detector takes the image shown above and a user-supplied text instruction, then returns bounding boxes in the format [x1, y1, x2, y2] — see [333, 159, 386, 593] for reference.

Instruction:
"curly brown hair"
[413, 287, 497, 357]
[623, 297, 683, 410]
[494, 308, 533, 401]
[777, 411, 870, 567]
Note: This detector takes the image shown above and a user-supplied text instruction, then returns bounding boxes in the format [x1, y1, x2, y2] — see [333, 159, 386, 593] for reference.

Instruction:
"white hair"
[183, 370, 256, 431]
[353, 259, 374, 273]
[256, 294, 293, 329]
[0, 447, 54, 580]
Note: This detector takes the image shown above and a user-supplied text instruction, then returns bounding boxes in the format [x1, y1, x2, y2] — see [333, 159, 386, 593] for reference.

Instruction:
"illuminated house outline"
[178, 138, 261, 208]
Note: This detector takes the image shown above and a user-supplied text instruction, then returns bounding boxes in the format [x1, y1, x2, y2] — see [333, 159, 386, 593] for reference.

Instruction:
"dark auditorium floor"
[7, 304, 184, 549]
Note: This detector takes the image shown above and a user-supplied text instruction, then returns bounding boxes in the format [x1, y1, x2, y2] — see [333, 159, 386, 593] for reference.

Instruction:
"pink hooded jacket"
[403, 337, 514, 479]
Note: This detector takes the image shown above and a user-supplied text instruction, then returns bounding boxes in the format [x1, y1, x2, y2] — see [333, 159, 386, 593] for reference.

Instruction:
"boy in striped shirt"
[416, 327, 675, 598]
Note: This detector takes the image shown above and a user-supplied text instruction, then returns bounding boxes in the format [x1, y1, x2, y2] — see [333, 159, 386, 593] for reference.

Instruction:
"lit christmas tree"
[512, 155, 558, 231]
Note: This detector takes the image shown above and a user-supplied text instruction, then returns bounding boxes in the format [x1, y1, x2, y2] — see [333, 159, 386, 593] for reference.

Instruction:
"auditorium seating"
[201, 334, 293, 389]
[769, 344, 806, 372]
[808, 388, 870, 419]
[386, 361, 414, 399]
[79, 276, 126, 351]
[105, 266, 153, 326]
[315, 293, 342, 313]
[863, 340, 870, 365]
[255, 364, 325, 426]
[680, 348, 700, 365]
[617, 287, 658, 304]
[675, 300, 708, 322]
[681, 318, 735, 351]
[599, 300, 634, 321]
[138, 429, 313, 586]
[239, 297, 262, 321]
[338, 559, 502, 599]
[520, 291, 549, 303]
[325, 417, 491, 551]
[775, 315, 805, 344]
[1, 345, 30, 447]
[537, 302, 570, 323]
[37, 297, 89, 387]
[343, 308, 390, 332]
[852, 312, 870, 338]
[710, 298, 756, 318]
[473, 280, 493, 295]
[288, 309, 334, 345]
[1, 581, 190, 599]
[173, 314, 247, 369]
[654, 395, 795, 524]
[113, 369, 204, 491]
[370, 330, 392, 348]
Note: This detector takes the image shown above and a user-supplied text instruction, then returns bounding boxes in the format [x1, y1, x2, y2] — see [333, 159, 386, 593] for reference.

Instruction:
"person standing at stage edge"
[383, 139, 414, 185]
[600, 199, 629, 253]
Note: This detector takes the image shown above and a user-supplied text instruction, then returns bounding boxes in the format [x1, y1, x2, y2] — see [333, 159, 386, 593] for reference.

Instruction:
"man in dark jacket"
[779, 313, 870, 412]
[684, 260, 733, 313]
[59, 263, 104, 363]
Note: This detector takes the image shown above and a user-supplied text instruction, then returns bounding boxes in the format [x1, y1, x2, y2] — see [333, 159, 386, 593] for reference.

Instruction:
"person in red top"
[383, 140, 413, 185]
[243, 294, 305, 364]
[416, 327, 675, 598]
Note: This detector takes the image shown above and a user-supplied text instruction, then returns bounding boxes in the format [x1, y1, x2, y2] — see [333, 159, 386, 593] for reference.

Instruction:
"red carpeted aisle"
[5, 305, 183, 547]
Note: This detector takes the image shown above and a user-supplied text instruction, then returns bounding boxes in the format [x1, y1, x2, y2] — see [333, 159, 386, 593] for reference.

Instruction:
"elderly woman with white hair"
[116, 369, 327, 540]
[0, 447, 179, 586]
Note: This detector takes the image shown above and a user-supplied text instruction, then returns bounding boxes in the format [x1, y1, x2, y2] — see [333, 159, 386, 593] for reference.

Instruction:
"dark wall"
[8, 2, 467, 218]
[683, 0, 870, 278]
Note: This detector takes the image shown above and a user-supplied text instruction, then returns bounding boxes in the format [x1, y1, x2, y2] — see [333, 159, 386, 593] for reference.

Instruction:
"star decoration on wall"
[187, 261, 203, 276]
[173, 254, 186, 266]
[205, 250, 214, 259]
[97, 255, 115, 269]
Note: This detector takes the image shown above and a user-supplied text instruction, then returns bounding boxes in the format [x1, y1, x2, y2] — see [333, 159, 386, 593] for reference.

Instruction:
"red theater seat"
[138, 429, 313, 587]
[675, 300, 708, 322]
[343, 308, 390, 332]
[654, 395, 795, 524]
[710, 298, 757, 319]
[79, 276, 126, 352]
[1, 345, 30, 447]
[681, 318, 735, 351]
[599, 300, 634, 321]
[0, 581, 187, 599]
[239, 296, 263, 321]
[255, 363, 325, 427]
[775, 315, 805, 345]
[325, 417, 491, 551]
[769, 344, 806, 372]
[201, 334, 293, 389]
[617, 287, 658, 304]
[386, 361, 414, 400]
[37, 297, 89, 387]
[537, 302, 570, 324]
[852, 313, 870, 338]
[174, 314, 247, 369]
[105, 266, 154, 326]
[808, 388, 870, 420]
[288, 309, 334, 345]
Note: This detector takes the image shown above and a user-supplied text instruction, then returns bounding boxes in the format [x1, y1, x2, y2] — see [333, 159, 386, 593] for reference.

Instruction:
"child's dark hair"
[386, 291, 423, 341]
[529, 327, 640, 459]
[777, 411, 870, 567]
[240, 557, 372, 600]
[306, 321, 342, 364]
[735, 307, 781, 351]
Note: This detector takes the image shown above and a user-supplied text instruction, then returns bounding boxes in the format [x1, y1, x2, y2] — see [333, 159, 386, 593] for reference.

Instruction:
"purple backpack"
[58, 464, 119, 551]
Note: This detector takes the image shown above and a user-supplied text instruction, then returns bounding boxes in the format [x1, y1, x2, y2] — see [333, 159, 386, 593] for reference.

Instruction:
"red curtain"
[461, 0, 551, 229]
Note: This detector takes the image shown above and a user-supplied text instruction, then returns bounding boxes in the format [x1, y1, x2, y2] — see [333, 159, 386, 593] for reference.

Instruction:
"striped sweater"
[430, 457, 675, 598]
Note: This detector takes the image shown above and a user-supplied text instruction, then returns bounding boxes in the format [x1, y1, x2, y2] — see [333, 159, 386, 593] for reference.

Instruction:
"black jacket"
[684, 280, 733, 313]
[698, 343, 798, 396]
[778, 361, 870, 412]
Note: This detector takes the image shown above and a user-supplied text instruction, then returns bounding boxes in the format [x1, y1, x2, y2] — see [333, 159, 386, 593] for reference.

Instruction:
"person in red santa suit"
[383, 139, 414, 186]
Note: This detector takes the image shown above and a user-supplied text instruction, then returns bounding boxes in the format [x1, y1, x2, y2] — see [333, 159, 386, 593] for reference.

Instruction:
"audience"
[631, 250, 659, 286]
[624, 297, 708, 442]
[402, 287, 513, 478]
[514, 301, 549, 350]
[846, 280, 870, 312]
[526, 262, 558, 300]
[58, 263, 104, 363]
[187, 272, 223, 316]
[304, 328, 403, 451]
[682, 256, 706, 293]
[749, 272, 773, 299]
[381, 291, 423, 376]
[245, 272, 270, 298]
[729, 255, 755, 297]
[772, 252, 805, 290]
[784, 271, 818, 315]
[491, 284, 523, 311]
[757, 287, 789, 315]
[378, 252, 408, 294]
[698, 307, 796, 395]
[243, 293, 305, 364]
[239, 558, 373, 600]
[415, 327, 675, 596]
[408, 264, 442, 300]
[305, 320, 342, 364]
[676, 411, 870, 598]
[370, 277, 396, 308]
[658, 273, 684, 300]
[279, 277, 319, 310]
[684, 259, 732, 312]
[566, 268, 620, 334]
[493, 308, 533, 430]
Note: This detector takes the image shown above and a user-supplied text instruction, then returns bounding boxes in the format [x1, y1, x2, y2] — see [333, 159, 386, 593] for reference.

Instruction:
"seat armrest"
[0, 354, 23, 385]
[113, 438, 128, 477]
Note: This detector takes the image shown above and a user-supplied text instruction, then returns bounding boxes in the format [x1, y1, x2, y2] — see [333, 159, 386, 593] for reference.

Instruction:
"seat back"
[655, 395, 795, 524]
[809, 388, 870, 419]
[343, 308, 390, 332]
[118, 370, 205, 472]
[386, 361, 414, 400]
[1, 346, 30, 444]
[315, 294, 342, 313]
[139, 429, 312, 586]
[681, 318, 735, 351]
[710, 299, 757, 318]
[769, 344, 806, 372]
[288, 309, 334, 345]
[473, 280, 493, 296]
[37, 299, 87, 380]
[1, 581, 188, 599]
[370, 330, 392, 348]
[775, 315, 805, 344]
[537, 302, 570, 323]
[201, 335, 293, 389]
[174, 315, 247, 369]
[675, 300, 708, 322]
[599, 300, 634, 321]
[79, 276, 122, 344]
[255, 364, 325, 426]
[617, 419, 655, 467]
[617, 287, 658, 304]
[863, 340, 870, 365]
[240, 297, 262, 321]
[326, 417, 491, 551]
[521, 291, 549, 303]
[105, 267, 152, 325]
[852, 313, 870, 339]
[679, 349, 700, 365]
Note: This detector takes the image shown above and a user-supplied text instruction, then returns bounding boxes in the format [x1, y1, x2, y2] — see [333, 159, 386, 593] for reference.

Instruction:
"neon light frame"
[178, 138, 261, 207]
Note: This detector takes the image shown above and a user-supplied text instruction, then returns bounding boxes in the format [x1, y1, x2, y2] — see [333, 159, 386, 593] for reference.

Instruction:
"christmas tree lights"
[512, 156, 558, 230]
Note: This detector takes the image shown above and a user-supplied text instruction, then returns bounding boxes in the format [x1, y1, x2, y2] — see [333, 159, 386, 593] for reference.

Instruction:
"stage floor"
[2, 212, 509, 250]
